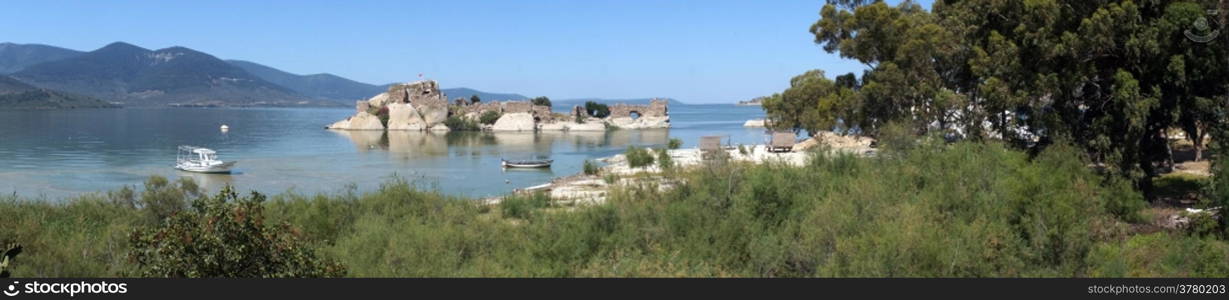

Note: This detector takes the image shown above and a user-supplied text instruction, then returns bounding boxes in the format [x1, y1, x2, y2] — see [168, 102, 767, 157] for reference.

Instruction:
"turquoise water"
[0, 104, 768, 199]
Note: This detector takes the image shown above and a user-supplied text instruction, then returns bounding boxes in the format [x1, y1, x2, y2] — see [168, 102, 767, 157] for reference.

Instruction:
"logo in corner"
[3, 281, 18, 297]
[1185, 9, 1222, 43]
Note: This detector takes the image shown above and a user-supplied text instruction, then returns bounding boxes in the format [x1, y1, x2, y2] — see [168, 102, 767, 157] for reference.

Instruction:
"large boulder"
[326, 111, 385, 130]
[606, 116, 669, 129]
[366, 93, 392, 108]
[491, 112, 536, 131]
[538, 120, 606, 131]
[386, 103, 428, 130]
[419, 104, 449, 125]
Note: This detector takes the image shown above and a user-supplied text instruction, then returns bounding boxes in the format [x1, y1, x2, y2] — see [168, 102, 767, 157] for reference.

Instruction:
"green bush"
[625, 146, 655, 168]
[501, 191, 550, 220]
[444, 116, 479, 131]
[656, 148, 673, 170]
[531, 96, 552, 108]
[128, 186, 345, 277]
[583, 160, 600, 175]
[479, 111, 502, 125]
[1086, 233, 1229, 277]
[667, 138, 683, 150]
[585, 101, 610, 118]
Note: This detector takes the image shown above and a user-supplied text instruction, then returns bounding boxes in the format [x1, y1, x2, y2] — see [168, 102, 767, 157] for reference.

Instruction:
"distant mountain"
[11, 42, 324, 106]
[0, 43, 84, 74]
[231, 60, 528, 103]
[556, 97, 686, 106]
[438, 87, 527, 102]
[228, 60, 385, 102]
[0, 75, 116, 109]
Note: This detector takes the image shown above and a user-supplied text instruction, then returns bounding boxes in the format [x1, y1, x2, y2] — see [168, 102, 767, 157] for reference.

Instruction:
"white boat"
[175, 146, 236, 173]
[501, 159, 552, 168]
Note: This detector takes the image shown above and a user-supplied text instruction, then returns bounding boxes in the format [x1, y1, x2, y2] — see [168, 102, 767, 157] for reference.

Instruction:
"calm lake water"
[0, 104, 768, 200]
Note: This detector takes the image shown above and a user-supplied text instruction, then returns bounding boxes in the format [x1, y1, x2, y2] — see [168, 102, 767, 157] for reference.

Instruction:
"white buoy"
[220, 124, 230, 132]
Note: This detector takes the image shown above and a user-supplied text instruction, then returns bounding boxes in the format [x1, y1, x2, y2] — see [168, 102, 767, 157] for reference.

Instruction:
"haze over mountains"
[0, 41, 675, 108]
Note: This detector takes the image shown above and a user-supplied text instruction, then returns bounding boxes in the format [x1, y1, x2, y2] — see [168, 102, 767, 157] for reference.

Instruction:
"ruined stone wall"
[531, 105, 553, 121]
[502, 101, 533, 113]
[458, 101, 502, 116]
[608, 98, 669, 118]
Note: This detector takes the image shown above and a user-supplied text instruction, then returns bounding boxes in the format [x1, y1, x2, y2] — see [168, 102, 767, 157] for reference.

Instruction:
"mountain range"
[0, 74, 115, 109]
[0, 41, 673, 107]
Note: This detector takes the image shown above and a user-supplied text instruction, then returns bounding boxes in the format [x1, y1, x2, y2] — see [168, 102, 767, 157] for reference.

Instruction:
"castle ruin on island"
[326, 80, 670, 132]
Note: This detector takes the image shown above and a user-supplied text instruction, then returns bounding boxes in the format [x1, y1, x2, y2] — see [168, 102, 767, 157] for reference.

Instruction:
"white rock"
[326, 111, 384, 130]
[491, 112, 536, 131]
[744, 119, 767, 128]
[366, 93, 392, 108]
[386, 103, 428, 130]
[607, 116, 669, 129]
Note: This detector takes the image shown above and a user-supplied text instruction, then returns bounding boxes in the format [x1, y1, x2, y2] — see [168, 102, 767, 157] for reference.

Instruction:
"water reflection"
[331, 129, 672, 160]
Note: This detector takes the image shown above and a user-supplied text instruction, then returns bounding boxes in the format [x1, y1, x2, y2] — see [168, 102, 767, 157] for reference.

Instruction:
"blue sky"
[0, 0, 930, 103]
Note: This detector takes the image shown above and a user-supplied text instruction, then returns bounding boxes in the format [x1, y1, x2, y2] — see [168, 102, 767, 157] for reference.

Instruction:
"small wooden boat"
[501, 159, 552, 168]
[175, 146, 237, 173]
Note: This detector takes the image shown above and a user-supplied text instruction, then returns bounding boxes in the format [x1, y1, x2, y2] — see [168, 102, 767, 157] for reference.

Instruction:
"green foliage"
[470, 94, 481, 104]
[1086, 233, 1229, 277]
[667, 138, 683, 150]
[501, 192, 550, 220]
[625, 146, 655, 168]
[583, 160, 600, 175]
[531, 96, 552, 108]
[479, 110, 502, 125]
[738, 144, 748, 155]
[787, 0, 1229, 193]
[444, 116, 480, 131]
[138, 175, 201, 223]
[656, 148, 673, 170]
[128, 186, 345, 277]
[584, 101, 610, 118]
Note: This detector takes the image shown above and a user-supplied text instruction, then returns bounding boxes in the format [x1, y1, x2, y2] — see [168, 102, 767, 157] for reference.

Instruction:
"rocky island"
[326, 80, 669, 132]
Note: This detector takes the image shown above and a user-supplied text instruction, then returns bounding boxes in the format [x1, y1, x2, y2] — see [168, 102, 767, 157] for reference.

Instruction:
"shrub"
[738, 144, 748, 155]
[479, 111, 502, 125]
[583, 160, 600, 175]
[470, 95, 481, 104]
[531, 96, 552, 108]
[625, 146, 655, 168]
[501, 191, 550, 219]
[585, 101, 610, 118]
[139, 176, 202, 223]
[656, 148, 673, 170]
[128, 186, 346, 277]
[444, 116, 479, 131]
[667, 138, 683, 150]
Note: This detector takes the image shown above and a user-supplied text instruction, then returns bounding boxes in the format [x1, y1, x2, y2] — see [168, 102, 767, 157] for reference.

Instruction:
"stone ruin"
[326, 80, 670, 132]
[605, 99, 670, 129]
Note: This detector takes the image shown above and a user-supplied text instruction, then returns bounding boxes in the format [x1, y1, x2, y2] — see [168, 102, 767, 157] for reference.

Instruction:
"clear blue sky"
[0, 0, 930, 103]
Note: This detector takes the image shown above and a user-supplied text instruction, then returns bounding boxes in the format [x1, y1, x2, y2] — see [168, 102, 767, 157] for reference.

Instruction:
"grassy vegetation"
[583, 160, 599, 175]
[1, 141, 1226, 277]
[625, 146, 654, 168]
[479, 111, 502, 125]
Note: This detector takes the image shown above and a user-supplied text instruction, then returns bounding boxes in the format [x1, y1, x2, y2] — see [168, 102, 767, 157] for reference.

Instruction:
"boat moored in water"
[501, 159, 552, 168]
[175, 146, 237, 173]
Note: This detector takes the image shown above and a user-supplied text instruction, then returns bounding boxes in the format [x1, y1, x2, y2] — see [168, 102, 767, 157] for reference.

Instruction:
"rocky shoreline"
[326, 80, 670, 132]
[486, 133, 877, 206]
